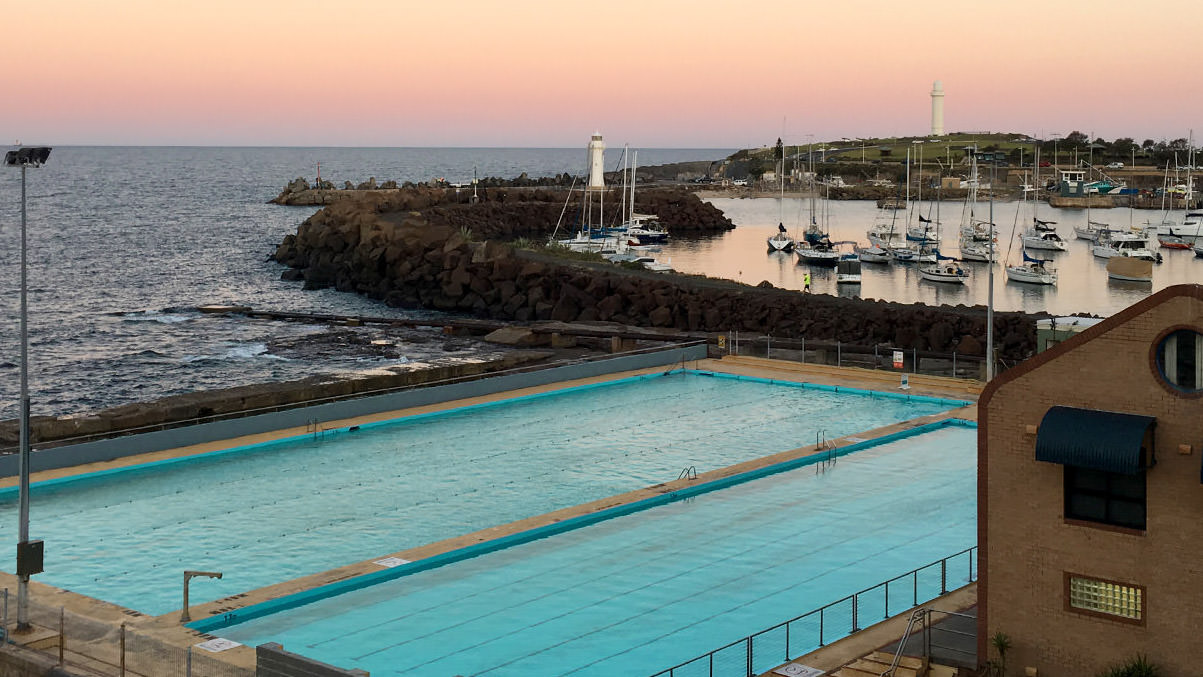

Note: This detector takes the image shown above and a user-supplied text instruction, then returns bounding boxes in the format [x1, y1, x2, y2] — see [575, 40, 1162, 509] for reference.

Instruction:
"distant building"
[978, 284, 1203, 676]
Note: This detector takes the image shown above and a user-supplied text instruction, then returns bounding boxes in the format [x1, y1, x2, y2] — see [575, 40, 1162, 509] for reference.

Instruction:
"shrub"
[1098, 654, 1159, 677]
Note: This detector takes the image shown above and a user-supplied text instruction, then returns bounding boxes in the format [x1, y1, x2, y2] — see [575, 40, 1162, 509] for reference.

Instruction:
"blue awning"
[1035, 406, 1156, 474]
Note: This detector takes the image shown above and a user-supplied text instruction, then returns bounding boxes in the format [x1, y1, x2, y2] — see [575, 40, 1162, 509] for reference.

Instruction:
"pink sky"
[6, 0, 1202, 147]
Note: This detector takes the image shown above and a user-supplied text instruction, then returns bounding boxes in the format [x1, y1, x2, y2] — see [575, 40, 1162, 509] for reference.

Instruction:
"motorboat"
[767, 223, 795, 252]
[1019, 228, 1068, 251]
[888, 245, 937, 263]
[855, 244, 890, 263]
[1006, 249, 1057, 285]
[1106, 256, 1153, 282]
[1091, 230, 1161, 261]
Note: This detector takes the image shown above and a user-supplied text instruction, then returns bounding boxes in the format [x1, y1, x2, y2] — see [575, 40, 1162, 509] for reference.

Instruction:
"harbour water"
[661, 197, 1202, 316]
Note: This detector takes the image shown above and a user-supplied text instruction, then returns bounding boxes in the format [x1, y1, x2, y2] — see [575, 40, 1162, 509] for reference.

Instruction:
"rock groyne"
[272, 194, 1039, 363]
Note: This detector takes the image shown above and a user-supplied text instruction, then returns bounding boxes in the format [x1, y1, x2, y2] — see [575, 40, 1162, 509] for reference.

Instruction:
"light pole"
[987, 153, 996, 381]
[1052, 133, 1061, 167]
[5, 146, 51, 631]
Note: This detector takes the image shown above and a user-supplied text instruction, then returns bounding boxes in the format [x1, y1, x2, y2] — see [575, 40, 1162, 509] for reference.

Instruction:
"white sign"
[900, 373, 911, 390]
[195, 638, 241, 653]
[892, 350, 904, 369]
[373, 557, 412, 568]
[773, 664, 825, 677]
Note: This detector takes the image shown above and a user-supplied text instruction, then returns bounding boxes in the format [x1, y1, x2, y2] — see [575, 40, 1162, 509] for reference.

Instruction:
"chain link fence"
[2, 591, 252, 677]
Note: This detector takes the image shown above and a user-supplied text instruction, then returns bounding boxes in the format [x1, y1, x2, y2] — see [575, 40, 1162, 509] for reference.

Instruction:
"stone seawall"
[273, 196, 1040, 364]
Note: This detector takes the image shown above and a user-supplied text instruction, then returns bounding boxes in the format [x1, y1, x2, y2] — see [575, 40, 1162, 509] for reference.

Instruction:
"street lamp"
[4, 146, 51, 631]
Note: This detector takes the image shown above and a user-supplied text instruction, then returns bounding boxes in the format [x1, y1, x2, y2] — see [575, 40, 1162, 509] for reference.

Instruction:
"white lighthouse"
[930, 80, 945, 136]
[583, 132, 607, 233]
[586, 132, 606, 190]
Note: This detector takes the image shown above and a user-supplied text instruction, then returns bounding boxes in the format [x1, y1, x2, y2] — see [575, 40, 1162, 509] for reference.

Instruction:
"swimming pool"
[216, 423, 977, 676]
[0, 370, 966, 615]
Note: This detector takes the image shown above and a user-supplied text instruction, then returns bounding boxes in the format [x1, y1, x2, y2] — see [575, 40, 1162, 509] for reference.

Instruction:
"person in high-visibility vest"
[803, 272, 811, 293]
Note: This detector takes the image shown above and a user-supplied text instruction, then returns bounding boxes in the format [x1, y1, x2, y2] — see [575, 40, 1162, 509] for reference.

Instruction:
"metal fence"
[648, 546, 978, 677]
[3, 591, 253, 677]
[720, 332, 988, 380]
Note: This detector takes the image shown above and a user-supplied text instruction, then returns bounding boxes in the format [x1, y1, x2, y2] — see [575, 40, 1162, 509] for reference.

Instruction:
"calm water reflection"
[660, 197, 1197, 316]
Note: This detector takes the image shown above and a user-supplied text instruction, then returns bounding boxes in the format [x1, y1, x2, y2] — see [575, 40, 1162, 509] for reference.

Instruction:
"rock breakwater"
[272, 193, 1039, 363]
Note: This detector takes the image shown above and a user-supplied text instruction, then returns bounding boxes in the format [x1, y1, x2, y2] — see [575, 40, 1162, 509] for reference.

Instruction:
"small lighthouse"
[584, 132, 607, 233]
[930, 80, 945, 136]
[586, 132, 606, 190]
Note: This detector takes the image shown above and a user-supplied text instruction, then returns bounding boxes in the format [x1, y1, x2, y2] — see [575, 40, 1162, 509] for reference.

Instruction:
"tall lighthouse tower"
[584, 132, 606, 232]
[930, 80, 945, 136]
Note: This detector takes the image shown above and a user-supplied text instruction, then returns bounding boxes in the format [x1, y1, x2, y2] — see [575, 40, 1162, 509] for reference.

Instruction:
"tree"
[1065, 130, 1089, 147]
[774, 138, 784, 161]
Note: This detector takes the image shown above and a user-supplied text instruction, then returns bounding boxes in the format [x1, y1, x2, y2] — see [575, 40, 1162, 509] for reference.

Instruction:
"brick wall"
[981, 291, 1203, 676]
[256, 643, 368, 677]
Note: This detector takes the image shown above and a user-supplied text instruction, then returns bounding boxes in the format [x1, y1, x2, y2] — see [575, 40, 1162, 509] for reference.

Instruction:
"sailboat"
[767, 223, 795, 252]
[958, 161, 996, 262]
[766, 167, 795, 252]
[919, 250, 969, 283]
[889, 148, 937, 263]
[1006, 249, 1057, 285]
[795, 178, 841, 266]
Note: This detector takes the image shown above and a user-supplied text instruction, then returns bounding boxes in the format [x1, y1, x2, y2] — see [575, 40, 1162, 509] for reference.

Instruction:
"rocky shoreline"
[271, 188, 1040, 365]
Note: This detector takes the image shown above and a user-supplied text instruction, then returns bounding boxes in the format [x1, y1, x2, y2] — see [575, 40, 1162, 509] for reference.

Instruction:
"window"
[1155, 329, 1203, 392]
[1064, 465, 1146, 530]
[1067, 575, 1143, 622]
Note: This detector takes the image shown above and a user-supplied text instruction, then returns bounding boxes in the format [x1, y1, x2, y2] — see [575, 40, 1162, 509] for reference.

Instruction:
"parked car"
[1039, 160, 1051, 167]
[732, 179, 748, 186]
[1105, 162, 1124, 169]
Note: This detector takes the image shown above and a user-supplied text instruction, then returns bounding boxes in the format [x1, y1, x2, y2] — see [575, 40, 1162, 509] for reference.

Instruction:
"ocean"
[0, 147, 729, 419]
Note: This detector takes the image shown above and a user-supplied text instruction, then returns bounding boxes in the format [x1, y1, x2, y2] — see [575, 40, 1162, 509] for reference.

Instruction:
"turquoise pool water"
[0, 371, 964, 615]
[218, 424, 977, 676]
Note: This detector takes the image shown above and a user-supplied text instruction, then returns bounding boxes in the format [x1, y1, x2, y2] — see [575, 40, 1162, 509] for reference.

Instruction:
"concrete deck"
[0, 357, 980, 672]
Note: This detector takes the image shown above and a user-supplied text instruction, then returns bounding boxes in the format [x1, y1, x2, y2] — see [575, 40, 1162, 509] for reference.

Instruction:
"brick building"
[978, 284, 1203, 675]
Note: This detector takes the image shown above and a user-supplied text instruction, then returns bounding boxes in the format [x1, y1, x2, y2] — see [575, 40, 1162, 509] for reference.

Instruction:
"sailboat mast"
[619, 147, 628, 225]
[630, 150, 638, 224]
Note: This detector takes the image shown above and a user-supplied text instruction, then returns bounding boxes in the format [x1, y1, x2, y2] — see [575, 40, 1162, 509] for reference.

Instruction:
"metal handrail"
[1, 341, 707, 455]
[648, 545, 977, 677]
[881, 607, 927, 677]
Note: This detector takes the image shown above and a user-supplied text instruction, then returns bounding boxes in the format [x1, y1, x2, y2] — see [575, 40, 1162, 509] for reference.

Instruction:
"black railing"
[720, 332, 988, 380]
[648, 546, 977, 677]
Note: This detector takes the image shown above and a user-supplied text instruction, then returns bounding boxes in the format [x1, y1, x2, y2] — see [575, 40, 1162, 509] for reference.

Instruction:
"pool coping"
[0, 358, 981, 663]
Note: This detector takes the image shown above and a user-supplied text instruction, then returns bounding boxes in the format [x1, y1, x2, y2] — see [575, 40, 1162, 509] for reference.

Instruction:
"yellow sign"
[717, 335, 727, 349]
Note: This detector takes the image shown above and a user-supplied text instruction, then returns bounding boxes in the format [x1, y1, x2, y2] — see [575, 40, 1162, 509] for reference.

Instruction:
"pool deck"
[0, 357, 980, 671]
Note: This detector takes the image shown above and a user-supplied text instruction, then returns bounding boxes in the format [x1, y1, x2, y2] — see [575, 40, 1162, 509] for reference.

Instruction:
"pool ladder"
[815, 430, 838, 474]
[677, 466, 698, 481]
[305, 418, 330, 440]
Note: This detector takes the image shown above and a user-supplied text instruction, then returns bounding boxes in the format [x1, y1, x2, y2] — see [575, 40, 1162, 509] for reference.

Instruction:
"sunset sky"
[7, 0, 1201, 148]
